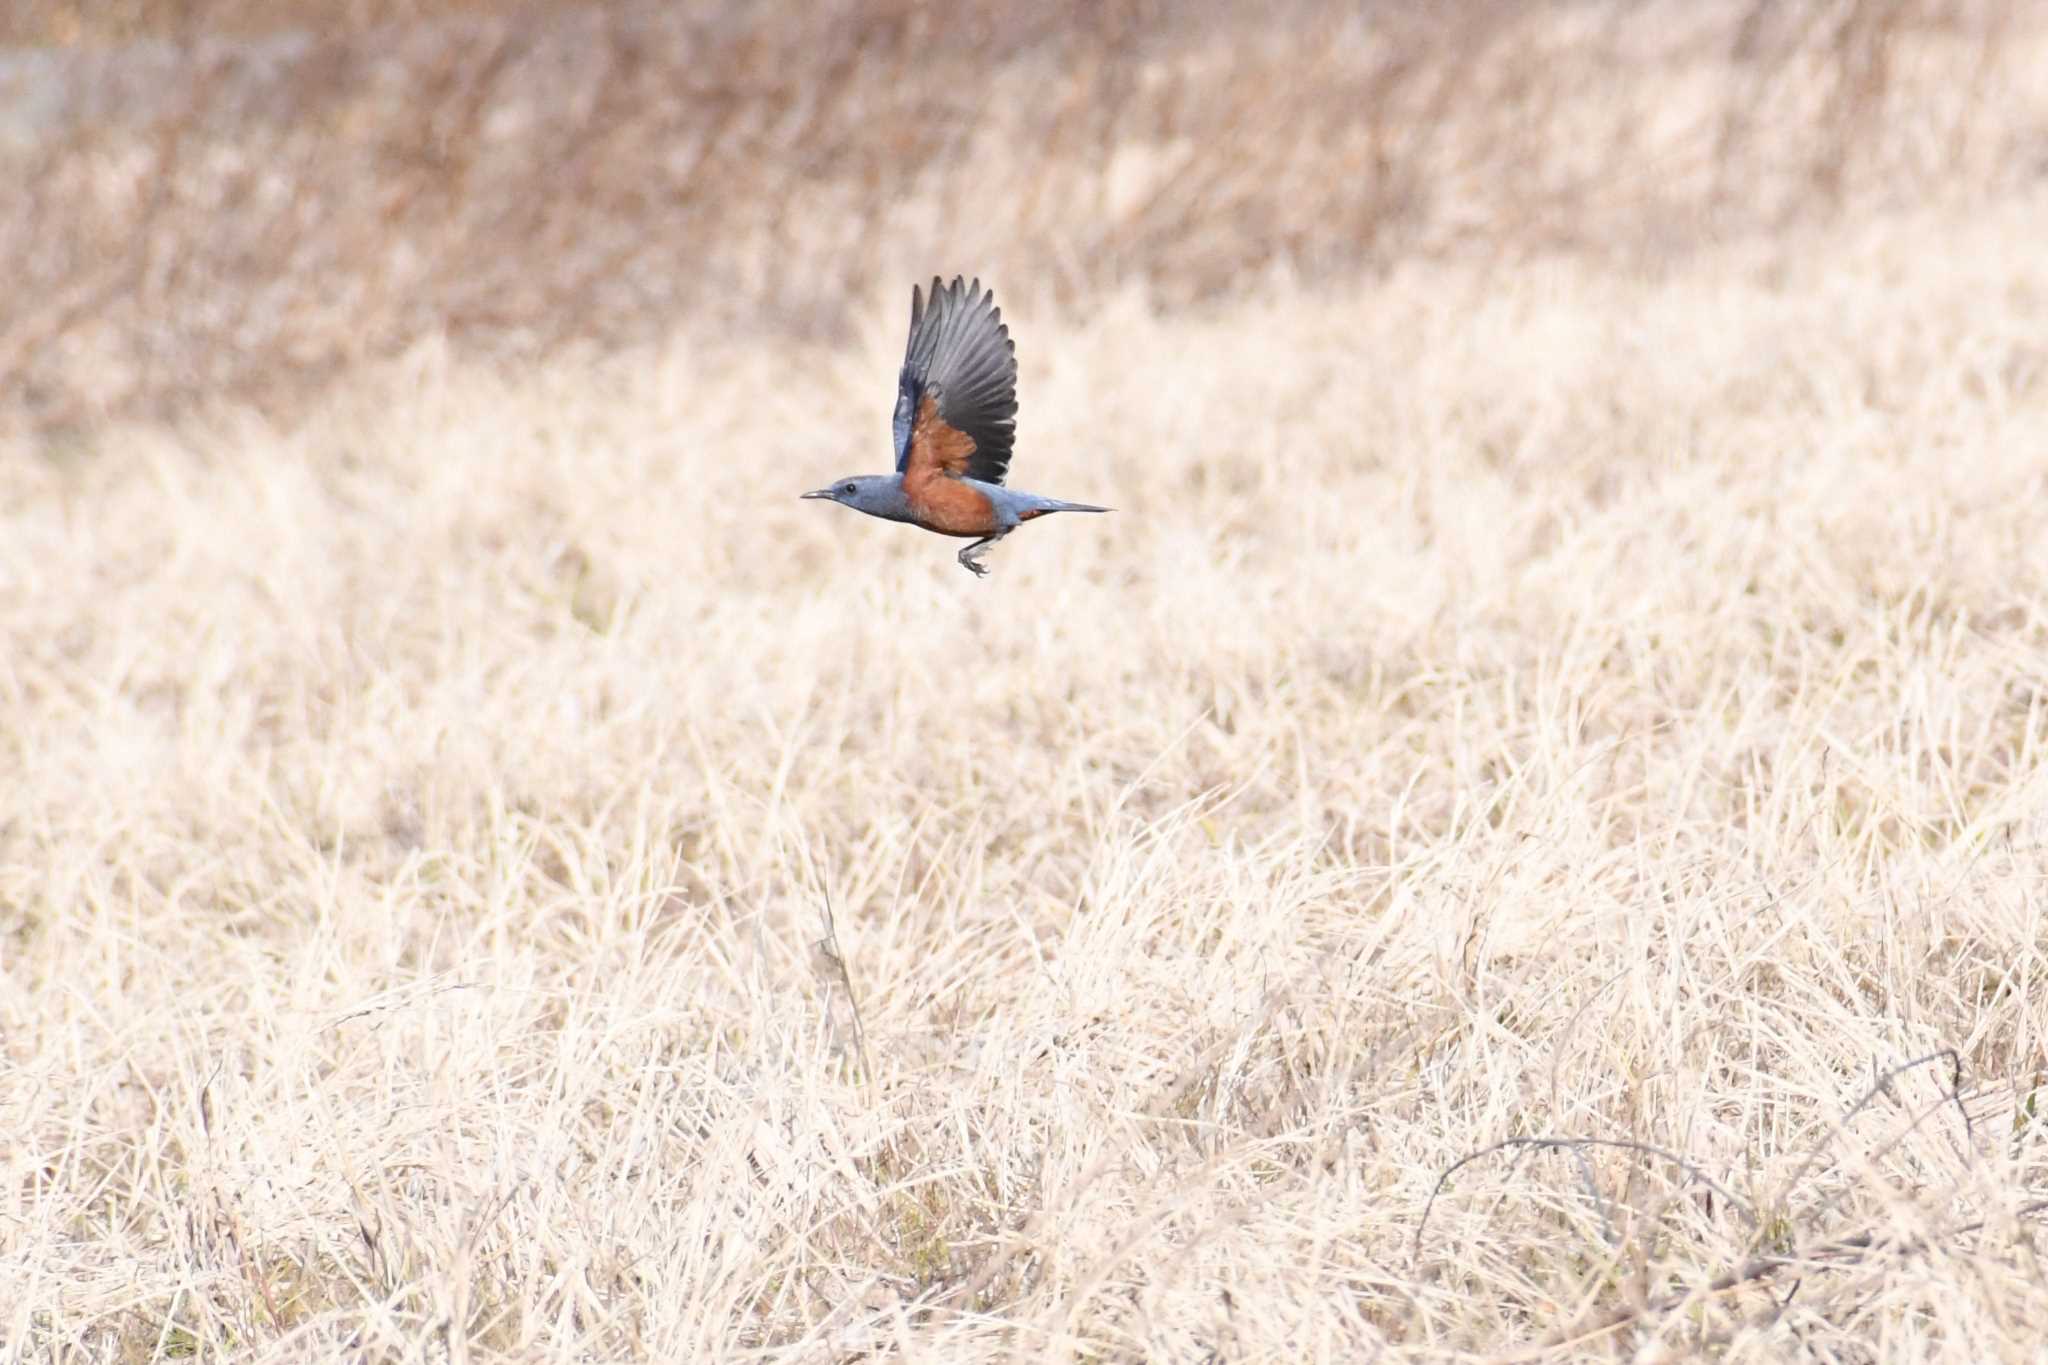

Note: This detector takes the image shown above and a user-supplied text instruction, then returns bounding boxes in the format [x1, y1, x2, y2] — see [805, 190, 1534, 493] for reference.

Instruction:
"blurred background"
[2, 0, 2042, 436]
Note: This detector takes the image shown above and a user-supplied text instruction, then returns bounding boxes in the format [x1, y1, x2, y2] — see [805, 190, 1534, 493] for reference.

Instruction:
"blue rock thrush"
[803, 276, 1110, 577]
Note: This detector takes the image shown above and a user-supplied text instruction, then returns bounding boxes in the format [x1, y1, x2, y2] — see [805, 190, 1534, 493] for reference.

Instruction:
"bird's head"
[800, 475, 910, 522]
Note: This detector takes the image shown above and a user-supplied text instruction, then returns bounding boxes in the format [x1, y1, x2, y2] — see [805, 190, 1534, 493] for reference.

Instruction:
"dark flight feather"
[892, 276, 1018, 486]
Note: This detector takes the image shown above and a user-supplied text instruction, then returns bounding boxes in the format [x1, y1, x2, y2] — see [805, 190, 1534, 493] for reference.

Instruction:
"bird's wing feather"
[890, 284, 929, 469]
[893, 276, 1017, 486]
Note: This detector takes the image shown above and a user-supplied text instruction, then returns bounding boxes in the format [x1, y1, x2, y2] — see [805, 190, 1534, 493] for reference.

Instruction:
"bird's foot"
[957, 536, 1000, 577]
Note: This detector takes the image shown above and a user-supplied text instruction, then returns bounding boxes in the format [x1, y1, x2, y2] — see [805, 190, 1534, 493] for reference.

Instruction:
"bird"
[803, 276, 1109, 577]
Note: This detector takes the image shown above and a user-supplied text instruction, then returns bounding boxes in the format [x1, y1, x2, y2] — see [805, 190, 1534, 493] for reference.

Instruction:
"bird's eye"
[842, 483, 857, 496]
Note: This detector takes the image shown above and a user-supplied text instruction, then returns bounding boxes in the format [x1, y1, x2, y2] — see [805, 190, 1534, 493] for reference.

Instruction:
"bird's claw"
[957, 532, 1005, 578]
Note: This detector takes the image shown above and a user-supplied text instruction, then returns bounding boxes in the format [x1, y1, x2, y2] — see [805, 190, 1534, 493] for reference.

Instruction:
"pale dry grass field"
[7, 3, 2048, 1363]
[6, 201, 2048, 1360]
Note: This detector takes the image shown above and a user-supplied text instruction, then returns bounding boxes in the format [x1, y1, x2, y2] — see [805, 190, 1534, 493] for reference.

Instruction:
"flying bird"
[803, 276, 1109, 577]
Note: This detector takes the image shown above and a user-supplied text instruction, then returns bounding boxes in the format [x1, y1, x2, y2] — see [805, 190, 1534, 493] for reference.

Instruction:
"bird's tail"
[1049, 500, 1112, 514]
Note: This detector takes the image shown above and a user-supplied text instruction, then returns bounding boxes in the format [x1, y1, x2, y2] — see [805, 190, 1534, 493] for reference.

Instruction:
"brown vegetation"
[4, 0, 2041, 432]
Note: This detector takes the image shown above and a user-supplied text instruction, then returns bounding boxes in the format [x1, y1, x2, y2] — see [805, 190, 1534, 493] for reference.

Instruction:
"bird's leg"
[956, 530, 1009, 577]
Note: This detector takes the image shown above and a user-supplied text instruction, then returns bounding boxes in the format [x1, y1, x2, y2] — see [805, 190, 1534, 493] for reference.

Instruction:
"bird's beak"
[800, 488, 834, 500]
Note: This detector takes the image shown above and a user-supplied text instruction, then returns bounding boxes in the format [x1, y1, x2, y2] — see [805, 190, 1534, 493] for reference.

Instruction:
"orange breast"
[903, 473, 1000, 536]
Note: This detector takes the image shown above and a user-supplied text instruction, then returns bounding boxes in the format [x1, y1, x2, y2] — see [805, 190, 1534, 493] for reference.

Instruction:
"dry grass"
[6, 2, 2048, 1361]
[6, 0, 2046, 433]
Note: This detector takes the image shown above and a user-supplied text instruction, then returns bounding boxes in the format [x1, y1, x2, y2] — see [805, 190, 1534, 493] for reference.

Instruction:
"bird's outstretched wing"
[892, 276, 1017, 486]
